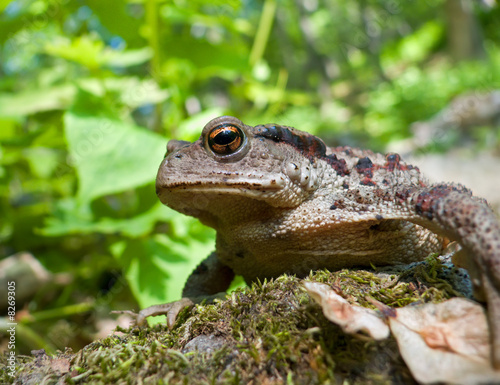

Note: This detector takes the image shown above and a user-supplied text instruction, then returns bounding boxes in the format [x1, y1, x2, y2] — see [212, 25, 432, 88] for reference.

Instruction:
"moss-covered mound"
[3, 256, 469, 385]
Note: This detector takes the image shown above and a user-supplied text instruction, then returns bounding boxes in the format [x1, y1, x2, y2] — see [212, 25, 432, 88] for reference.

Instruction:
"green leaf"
[90, 203, 170, 237]
[381, 21, 444, 69]
[106, 47, 153, 68]
[64, 112, 166, 203]
[0, 118, 18, 140]
[45, 35, 107, 70]
[41, 200, 172, 238]
[45, 35, 153, 70]
[23, 147, 60, 179]
[0, 85, 76, 117]
[113, 233, 214, 311]
[77, 77, 168, 108]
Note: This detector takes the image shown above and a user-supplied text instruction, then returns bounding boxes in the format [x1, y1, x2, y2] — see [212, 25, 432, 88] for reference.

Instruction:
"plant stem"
[145, 0, 163, 131]
[20, 302, 95, 323]
[249, 0, 277, 67]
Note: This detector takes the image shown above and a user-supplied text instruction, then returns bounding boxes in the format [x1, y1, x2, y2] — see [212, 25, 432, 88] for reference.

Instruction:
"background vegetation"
[1, 0, 499, 354]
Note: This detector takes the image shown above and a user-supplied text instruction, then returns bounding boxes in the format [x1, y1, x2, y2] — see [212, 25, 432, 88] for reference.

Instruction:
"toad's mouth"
[160, 178, 285, 191]
[156, 178, 285, 202]
[156, 168, 287, 194]
[154, 170, 299, 213]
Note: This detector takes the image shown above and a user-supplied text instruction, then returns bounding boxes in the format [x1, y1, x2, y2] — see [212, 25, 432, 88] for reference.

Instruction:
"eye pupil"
[208, 124, 245, 155]
[214, 130, 237, 145]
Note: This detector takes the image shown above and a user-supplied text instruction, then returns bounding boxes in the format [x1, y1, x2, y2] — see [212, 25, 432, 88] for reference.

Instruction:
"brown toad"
[140, 116, 500, 368]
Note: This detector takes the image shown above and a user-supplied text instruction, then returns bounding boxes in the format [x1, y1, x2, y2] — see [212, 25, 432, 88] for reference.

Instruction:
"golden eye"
[207, 124, 245, 155]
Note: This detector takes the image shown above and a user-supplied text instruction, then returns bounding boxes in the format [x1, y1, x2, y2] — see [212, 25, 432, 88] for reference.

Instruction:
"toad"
[139, 116, 500, 368]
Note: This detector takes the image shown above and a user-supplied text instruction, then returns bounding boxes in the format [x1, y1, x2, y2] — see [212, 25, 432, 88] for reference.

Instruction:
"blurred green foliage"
[0, 0, 499, 352]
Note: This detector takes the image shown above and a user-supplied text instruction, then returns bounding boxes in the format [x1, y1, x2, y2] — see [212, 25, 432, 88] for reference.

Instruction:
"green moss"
[5, 257, 467, 385]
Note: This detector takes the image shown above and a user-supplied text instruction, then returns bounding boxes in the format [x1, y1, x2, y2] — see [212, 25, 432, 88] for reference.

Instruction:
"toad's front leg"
[400, 183, 500, 368]
[136, 252, 235, 327]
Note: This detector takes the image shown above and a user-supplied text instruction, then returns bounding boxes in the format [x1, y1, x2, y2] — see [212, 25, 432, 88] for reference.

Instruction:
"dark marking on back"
[383, 153, 420, 173]
[384, 153, 401, 172]
[255, 124, 327, 159]
[355, 157, 376, 186]
[325, 154, 349, 176]
[356, 157, 373, 170]
[255, 124, 350, 176]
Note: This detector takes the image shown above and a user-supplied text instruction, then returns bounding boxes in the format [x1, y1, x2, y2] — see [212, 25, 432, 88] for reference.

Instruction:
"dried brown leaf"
[304, 281, 390, 340]
[390, 298, 500, 384]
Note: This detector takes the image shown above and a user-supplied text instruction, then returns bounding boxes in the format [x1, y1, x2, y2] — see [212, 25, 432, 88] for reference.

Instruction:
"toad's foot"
[133, 253, 234, 328]
[135, 298, 195, 328]
[134, 292, 229, 327]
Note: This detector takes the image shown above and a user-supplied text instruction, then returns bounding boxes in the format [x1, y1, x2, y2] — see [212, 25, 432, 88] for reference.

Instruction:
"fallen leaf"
[389, 298, 500, 384]
[304, 281, 390, 340]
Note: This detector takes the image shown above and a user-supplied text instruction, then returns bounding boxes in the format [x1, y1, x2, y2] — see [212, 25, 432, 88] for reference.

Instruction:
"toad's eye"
[207, 124, 245, 155]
